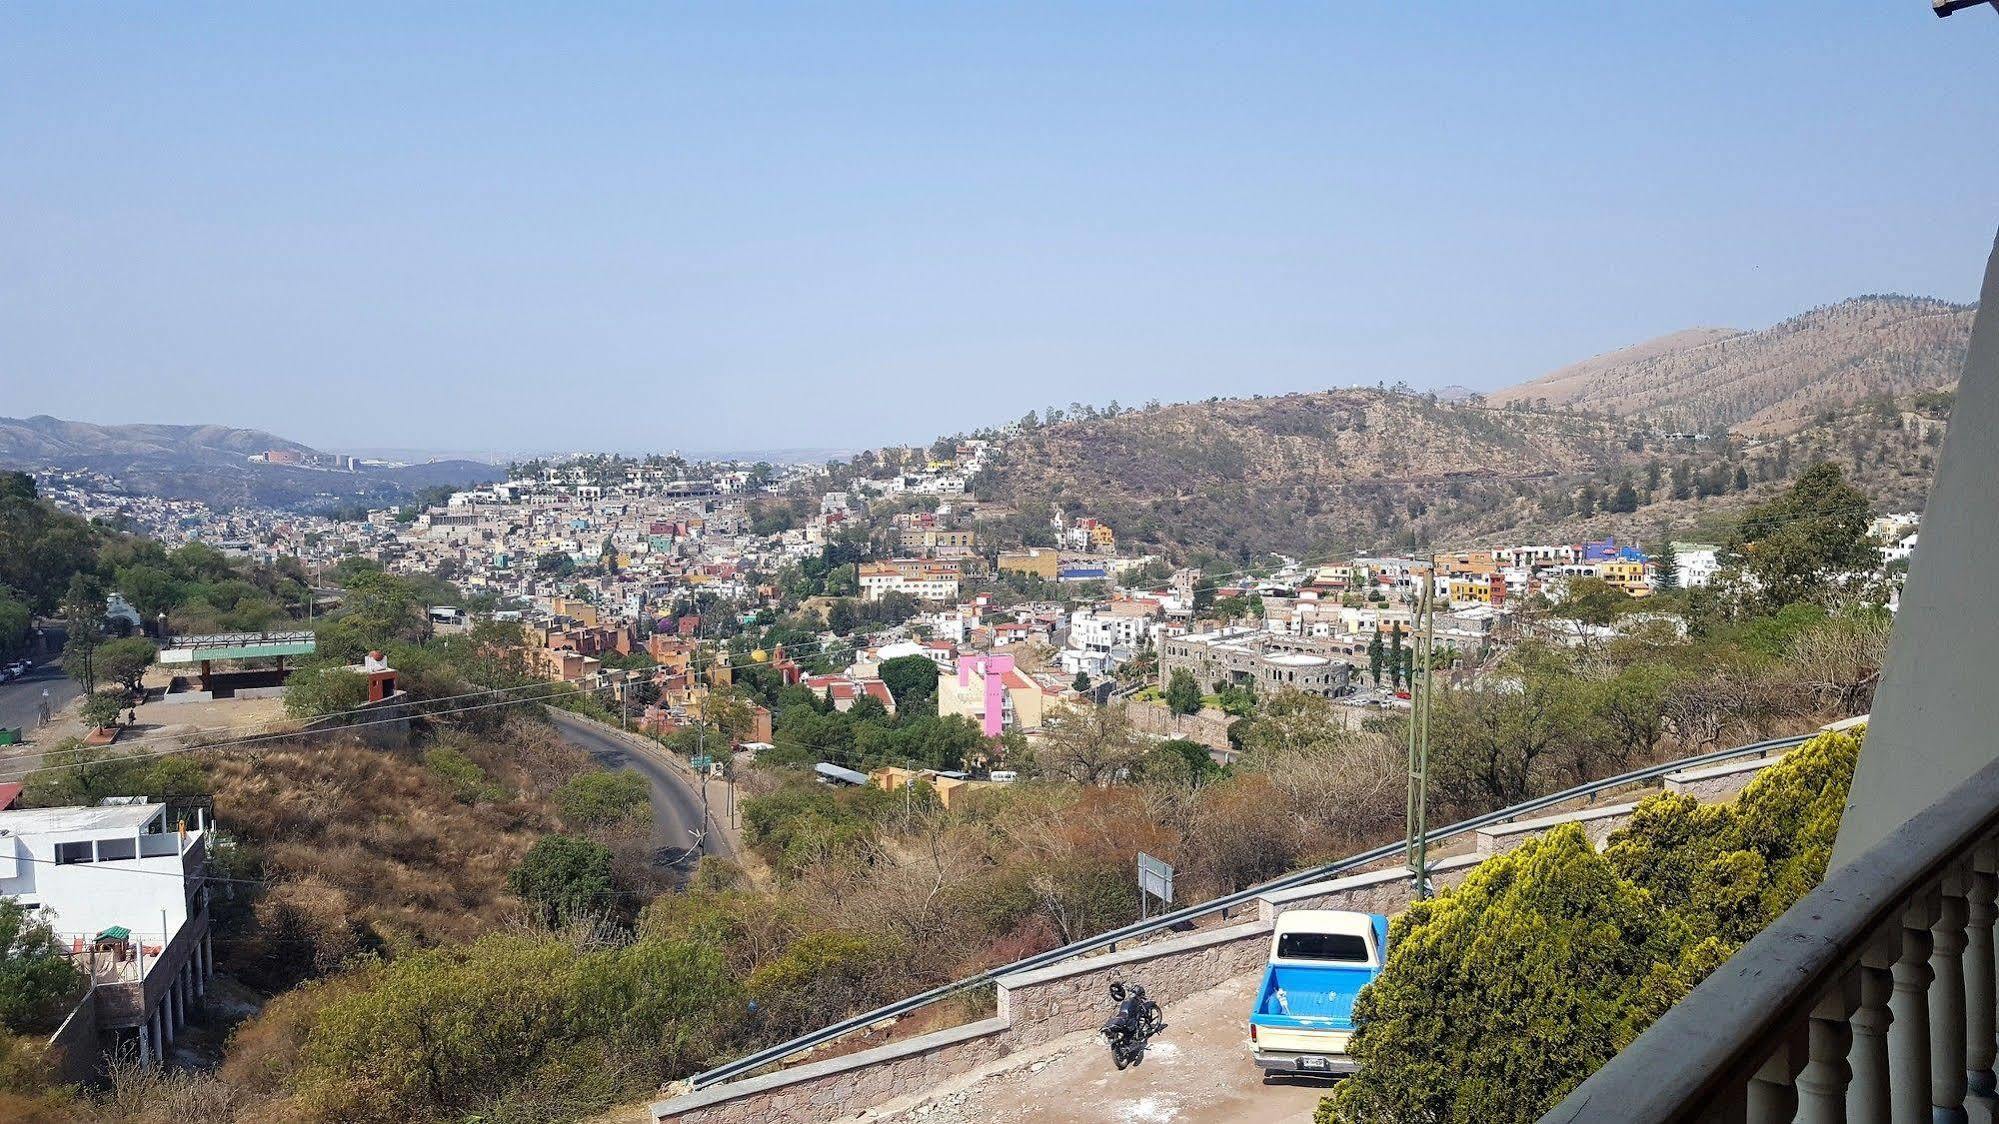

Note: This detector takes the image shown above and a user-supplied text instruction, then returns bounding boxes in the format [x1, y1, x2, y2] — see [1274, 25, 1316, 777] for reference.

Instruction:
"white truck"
[1247, 909, 1388, 1077]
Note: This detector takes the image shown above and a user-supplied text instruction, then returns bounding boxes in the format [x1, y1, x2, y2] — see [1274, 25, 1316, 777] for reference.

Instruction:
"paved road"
[0, 663, 81, 740]
[547, 710, 725, 877]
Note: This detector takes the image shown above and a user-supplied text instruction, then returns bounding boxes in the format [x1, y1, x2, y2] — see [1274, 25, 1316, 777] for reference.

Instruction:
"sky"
[4, 3, 1997, 457]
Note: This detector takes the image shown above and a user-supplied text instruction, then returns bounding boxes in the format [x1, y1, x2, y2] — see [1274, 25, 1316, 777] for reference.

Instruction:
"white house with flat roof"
[0, 798, 216, 1067]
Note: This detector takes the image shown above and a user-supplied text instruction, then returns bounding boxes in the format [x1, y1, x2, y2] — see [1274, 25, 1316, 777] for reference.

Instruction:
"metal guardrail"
[690, 728, 1817, 1089]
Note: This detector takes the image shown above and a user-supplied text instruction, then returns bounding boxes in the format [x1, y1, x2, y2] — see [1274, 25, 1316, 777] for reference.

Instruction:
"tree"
[1040, 703, 1147, 785]
[879, 655, 940, 713]
[1735, 463, 1876, 610]
[1072, 670, 1092, 694]
[0, 901, 84, 1032]
[1388, 623, 1405, 689]
[1367, 630, 1385, 687]
[1607, 479, 1640, 514]
[1653, 541, 1679, 592]
[283, 663, 371, 719]
[79, 690, 124, 730]
[95, 637, 157, 695]
[1326, 825, 1716, 1124]
[1165, 669, 1203, 716]
[508, 835, 618, 925]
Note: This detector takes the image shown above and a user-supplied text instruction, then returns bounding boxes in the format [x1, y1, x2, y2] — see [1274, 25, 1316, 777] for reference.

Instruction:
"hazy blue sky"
[4, 3, 1996, 455]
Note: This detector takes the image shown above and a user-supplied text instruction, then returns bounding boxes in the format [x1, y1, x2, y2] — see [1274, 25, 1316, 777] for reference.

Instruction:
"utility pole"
[1405, 566, 1437, 900]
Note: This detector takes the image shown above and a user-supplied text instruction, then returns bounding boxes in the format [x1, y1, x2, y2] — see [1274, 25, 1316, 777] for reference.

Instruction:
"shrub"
[507, 835, 617, 925]
[422, 746, 503, 805]
[555, 770, 650, 828]
[1327, 825, 1717, 1124]
[283, 664, 370, 719]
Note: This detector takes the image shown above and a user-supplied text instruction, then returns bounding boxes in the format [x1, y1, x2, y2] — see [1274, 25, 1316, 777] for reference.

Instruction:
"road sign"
[689, 755, 713, 768]
[1138, 852, 1174, 906]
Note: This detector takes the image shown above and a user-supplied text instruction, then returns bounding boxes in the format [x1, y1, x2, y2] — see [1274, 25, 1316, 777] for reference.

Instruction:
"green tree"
[0, 901, 85, 1032]
[0, 597, 29, 660]
[1165, 668, 1203, 716]
[1607, 479, 1640, 514]
[95, 636, 157, 695]
[1072, 670, 1092, 693]
[1653, 542, 1680, 592]
[1367, 630, 1385, 687]
[1327, 825, 1716, 1124]
[1388, 623, 1405, 689]
[284, 663, 371, 719]
[878, 654, 941, 713]
[1735, 462, 1876, 610]
[79, 690, 124, 729]
[508, 835, 618, 925]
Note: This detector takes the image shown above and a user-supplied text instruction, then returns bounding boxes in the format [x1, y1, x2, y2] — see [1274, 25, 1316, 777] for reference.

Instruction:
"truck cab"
[1248, 909, 1388, 1077]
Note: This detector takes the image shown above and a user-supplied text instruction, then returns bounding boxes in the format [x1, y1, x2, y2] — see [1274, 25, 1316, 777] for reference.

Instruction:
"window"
[54, 841, 94, 865]
[95, 837, 137, 861]
[1277, 931, 1371, 963]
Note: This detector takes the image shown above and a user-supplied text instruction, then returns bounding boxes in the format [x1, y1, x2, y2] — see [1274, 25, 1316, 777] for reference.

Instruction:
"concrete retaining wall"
[996, 921, 1271, 1050]
[1475, 802, 1638, 856]
[44, 988, 100, 1085]
[1126, 702, 1236, 753]
[1664, 753, 1783, 801]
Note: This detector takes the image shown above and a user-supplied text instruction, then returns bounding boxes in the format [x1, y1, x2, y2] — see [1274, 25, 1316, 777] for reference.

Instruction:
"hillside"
[973, 390, 1644, 559]
[0, 414, 498, 509]
[0, 415, 314, 462]
[1491, 296, 1973, 436]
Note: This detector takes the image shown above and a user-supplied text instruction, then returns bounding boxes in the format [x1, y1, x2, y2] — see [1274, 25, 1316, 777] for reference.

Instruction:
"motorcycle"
[1101, 981, 1167, 1070]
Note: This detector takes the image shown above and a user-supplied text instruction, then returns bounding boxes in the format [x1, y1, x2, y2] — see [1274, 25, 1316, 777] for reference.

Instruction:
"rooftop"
[0, 803, 163, 837]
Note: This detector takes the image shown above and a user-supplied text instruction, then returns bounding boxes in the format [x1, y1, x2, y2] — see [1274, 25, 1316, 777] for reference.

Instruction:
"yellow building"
[1599, 560, 1651, 597]
[997, 548, 1060, 581]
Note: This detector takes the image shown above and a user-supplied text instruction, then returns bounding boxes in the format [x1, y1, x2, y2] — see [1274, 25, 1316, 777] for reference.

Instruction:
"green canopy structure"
[94, 926, 130, 942]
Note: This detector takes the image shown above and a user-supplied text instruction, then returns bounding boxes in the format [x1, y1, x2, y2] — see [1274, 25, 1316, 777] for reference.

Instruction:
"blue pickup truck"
[1248, 909, 1389, 1077]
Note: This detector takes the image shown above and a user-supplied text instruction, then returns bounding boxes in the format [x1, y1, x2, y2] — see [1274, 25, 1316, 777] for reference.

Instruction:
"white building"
[0, 798, 216, 1065]
[1670, 543, 1722, 589]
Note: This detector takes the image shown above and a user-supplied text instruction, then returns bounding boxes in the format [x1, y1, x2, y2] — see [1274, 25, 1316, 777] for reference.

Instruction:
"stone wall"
[1474, 802, 1638, 856]
[1663, 753, 1783, 801]
[995, 921, 1272, 1050]
[663, 1018, 1012, 1124]
[1126, 701, 1234, 753]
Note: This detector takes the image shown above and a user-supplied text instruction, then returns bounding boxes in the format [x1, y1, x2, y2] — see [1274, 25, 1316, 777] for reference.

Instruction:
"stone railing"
[1542, 752, 1999, 1122]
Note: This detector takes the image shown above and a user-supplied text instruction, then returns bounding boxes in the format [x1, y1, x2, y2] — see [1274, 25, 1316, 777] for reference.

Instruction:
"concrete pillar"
[1895, 893, 1942, 1123]
[137, 1023, 150, 1066]
[1937, 868, 1973, 1123]
[1795, 970, 1859, 1122]
[1849, 927, 1898, 1122]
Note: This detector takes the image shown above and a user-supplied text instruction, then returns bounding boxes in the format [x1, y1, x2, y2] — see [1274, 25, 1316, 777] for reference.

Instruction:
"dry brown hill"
[1491, 296, 1972, 436]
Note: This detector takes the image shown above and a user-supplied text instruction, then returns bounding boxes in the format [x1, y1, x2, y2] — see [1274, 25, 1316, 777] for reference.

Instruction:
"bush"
[1327, 825, 1717, 1124]
[95, 636, 158, 694]
[1325, 727, 1863, 1123]
[289, 933, 736, 1123]
[555, 770, 650, 828]
[507, 835, 617, 925]
[422, 746, 504, 805]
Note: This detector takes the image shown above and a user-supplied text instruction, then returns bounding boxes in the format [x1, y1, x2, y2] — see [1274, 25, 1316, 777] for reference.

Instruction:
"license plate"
[1299, 1057, 1331, 1071]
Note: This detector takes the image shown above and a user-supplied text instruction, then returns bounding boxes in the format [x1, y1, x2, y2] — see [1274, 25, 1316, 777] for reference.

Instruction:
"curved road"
[547, 710, 725, 878]
[0, 663, 82, 743]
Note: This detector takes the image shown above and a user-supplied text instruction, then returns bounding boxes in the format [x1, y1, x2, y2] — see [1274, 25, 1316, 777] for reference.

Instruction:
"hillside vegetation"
[1491, 295, 1972, 436]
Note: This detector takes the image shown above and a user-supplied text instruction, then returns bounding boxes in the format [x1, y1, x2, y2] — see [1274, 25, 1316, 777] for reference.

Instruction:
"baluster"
[1852, 926, 1900, 1124]
[1799, 968, 1861, 1123]
[1938, 866, 1973, 1122]
[1895, 889, 1941, 1124]
[1750, 1030, 1807, 1124]
[1968, 843, 1999, 1123]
